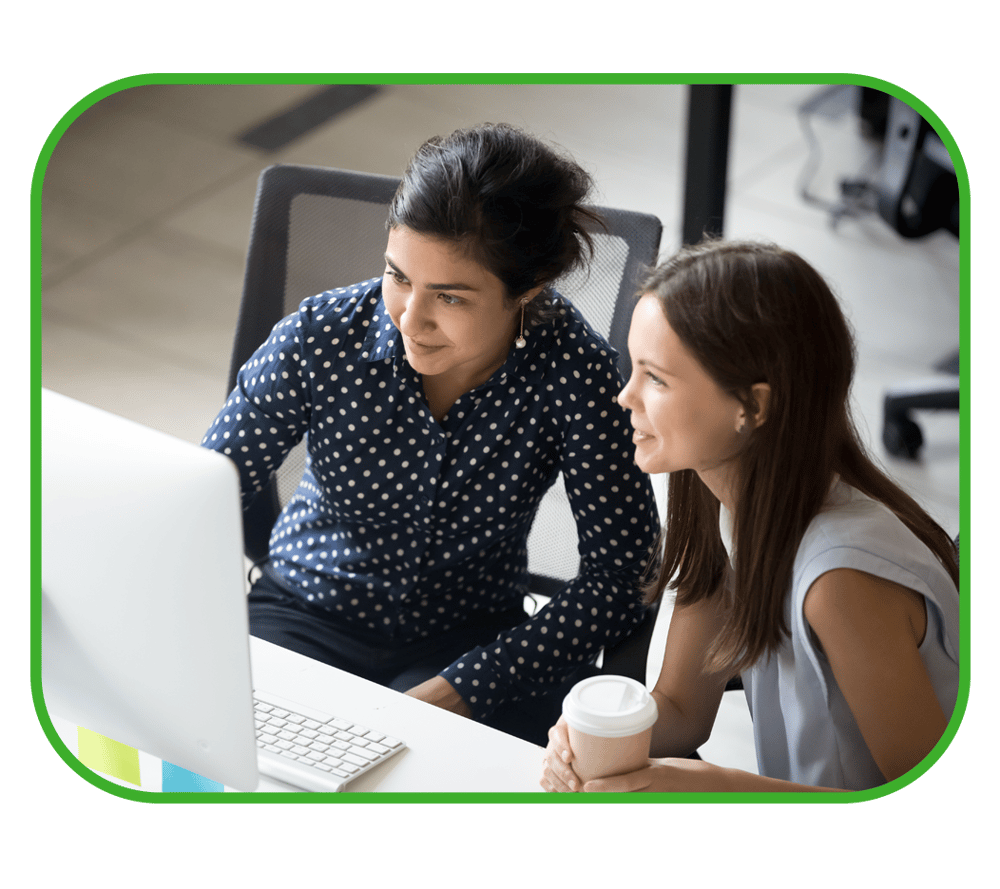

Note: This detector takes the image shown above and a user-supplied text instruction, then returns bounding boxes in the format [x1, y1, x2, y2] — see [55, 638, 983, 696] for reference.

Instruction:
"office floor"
[39, 82, 961, 776]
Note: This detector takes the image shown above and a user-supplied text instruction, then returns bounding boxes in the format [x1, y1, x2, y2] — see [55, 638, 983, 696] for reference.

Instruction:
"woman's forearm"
[648, 689, 715, 758]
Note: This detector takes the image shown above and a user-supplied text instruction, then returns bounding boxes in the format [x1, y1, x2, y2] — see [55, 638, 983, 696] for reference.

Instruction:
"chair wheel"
[883, 415, 923, 459]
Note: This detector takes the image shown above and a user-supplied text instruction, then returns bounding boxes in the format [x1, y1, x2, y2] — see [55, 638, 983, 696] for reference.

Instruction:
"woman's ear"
[520, 283, 546, 306]
[748, 383, 771, 428]
[736, 383, 772, 433]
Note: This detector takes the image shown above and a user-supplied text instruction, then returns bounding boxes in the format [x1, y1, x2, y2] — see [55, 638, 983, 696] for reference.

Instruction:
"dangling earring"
[515, 300, 527, 349]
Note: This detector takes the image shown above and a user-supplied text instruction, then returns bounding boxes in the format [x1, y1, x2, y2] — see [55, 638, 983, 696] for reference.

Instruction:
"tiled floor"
[38, 81, 961, 776]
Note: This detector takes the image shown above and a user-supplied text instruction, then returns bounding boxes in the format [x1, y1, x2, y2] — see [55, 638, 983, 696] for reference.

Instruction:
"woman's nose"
[400, 292, 436, 336]
[618, 372, 638, 412]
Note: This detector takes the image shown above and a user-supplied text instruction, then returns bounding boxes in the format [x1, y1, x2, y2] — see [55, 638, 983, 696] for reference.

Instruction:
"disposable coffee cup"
[562, 675, 658, 784]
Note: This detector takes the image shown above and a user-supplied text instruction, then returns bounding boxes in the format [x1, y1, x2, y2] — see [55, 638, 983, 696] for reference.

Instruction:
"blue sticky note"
[162, 761, 224, 792]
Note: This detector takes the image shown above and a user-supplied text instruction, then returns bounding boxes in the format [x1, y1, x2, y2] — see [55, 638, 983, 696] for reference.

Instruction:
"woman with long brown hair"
[541, 239, 959, 791]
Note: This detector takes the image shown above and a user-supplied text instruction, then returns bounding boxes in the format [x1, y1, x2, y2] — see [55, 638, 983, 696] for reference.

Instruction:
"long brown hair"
[641, 239, 958, 674]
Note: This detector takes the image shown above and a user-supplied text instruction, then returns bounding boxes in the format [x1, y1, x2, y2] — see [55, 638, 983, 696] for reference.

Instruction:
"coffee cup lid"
[562, 675, 658, 738]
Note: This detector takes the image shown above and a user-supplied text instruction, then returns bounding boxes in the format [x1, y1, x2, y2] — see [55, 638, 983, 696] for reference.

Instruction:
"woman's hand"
[541, 715, 727, 793]
[404, 676, 472, 718]
[543, 724, 841, 792]
[584, 756, 731, 792]
[542, 724, 732, 792]
[586, 758, 844, 793]
[540, 716, 585, 792]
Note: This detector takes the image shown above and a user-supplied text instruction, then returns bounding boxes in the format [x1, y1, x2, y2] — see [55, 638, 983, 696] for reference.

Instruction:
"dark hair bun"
[388, 123, 603, 321]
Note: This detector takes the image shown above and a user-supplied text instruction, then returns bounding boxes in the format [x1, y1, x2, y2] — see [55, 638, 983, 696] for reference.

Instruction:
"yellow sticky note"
[77, 727, 141, 786]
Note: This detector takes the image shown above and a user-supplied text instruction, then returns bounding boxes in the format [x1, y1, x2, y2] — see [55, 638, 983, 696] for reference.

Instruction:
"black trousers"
[246, 568, 598, 748]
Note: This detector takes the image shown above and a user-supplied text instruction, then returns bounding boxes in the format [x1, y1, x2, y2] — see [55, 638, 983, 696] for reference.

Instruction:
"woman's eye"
[439, 293, 462, 305]
[646, 372, 666, 387]
[385, 267, 406, 283]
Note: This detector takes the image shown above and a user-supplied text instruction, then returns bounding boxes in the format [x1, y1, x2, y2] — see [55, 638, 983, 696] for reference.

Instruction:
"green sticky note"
[77, 727, 141, 786]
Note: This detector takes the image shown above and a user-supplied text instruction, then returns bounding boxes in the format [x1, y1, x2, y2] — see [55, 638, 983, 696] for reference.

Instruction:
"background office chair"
[227, 163, 664, 684]
[794, 88, 959, 460]
[871, 95, 960, 459]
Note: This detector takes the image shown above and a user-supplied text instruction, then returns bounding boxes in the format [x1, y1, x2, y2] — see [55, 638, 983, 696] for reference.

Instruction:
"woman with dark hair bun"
[203, 123, 659, 745]
[542, 239, 960, 791]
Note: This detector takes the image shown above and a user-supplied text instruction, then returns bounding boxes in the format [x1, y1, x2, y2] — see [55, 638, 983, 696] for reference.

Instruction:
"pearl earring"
[515, 300, 528, 349]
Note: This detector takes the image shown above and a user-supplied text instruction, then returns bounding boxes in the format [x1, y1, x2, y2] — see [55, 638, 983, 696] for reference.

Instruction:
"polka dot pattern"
[203, 278, 659, 720]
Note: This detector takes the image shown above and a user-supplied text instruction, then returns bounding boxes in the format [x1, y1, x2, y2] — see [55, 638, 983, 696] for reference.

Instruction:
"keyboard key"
[342, 753, 369, 767]
[253, 694, 406, 791]
[323, 755, 348, 769]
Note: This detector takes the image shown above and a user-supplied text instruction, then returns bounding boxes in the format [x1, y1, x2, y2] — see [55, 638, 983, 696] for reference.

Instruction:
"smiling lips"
[407, 337, 446, 352]
[632, 428, 655, 443]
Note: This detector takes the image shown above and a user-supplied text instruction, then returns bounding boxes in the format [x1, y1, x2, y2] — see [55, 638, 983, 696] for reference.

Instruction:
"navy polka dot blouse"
[202, 279, 659, 719]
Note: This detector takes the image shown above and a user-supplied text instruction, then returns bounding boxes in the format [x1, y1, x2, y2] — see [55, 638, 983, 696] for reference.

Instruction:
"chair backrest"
[874, 97, 959, 239]
[228, 164, 663, 599]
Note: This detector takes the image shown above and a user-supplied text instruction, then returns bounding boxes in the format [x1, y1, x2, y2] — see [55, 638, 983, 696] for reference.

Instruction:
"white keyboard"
[253, 690, 406, 792]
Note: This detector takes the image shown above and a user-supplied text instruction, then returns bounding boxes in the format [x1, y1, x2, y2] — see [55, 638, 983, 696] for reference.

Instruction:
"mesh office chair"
[227, 163, 664, 684]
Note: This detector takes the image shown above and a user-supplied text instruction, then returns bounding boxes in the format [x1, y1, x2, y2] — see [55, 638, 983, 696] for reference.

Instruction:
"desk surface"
[44, 637, 546, 795]
[250, 638, 545, 793]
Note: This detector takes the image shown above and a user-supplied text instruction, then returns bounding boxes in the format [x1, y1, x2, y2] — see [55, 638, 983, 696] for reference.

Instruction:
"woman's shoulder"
[799, 483, 911, 560]
[541, 291, 621, 369]
[266, 279, 385, 363]
[298, 277, 383, 322]
[795, 481, 956, 604]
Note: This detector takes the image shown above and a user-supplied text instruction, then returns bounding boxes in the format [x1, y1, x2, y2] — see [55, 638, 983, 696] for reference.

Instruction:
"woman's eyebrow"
[637, 357, 676, 377]
[384, 254, 479, 292]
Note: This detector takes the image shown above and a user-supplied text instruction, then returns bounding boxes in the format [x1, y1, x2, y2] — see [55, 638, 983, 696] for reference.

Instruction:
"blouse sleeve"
[200, 307, 313, 509]
[438, 340, 660, 718]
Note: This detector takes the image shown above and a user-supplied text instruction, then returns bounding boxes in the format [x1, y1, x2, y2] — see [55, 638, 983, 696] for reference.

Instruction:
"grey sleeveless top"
[720, 480, 959, 790]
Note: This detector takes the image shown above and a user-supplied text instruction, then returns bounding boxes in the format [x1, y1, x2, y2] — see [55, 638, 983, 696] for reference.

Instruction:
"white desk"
[44, 637, 546, 795]
[249, 638, 545, 793]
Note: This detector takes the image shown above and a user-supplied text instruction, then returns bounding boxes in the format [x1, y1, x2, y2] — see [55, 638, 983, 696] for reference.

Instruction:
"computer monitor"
[39, 388, 260, 791]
